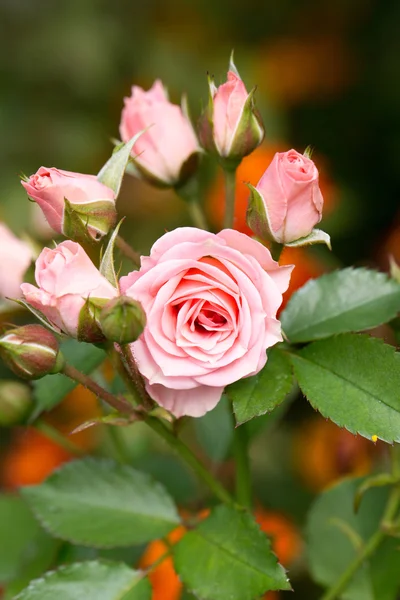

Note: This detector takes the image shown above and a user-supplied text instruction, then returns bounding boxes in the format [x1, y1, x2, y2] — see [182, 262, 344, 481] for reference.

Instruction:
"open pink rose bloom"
[121, 227, 293, 418]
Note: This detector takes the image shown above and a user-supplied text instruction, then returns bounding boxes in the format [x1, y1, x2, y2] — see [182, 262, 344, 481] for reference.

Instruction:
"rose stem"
[187, 198, 208, 230]
[223, 167, 237, 229]
[321, 445, 400, 600]
[61, 362, 234, 506]
[34, 420, 85, 457]
[232, 416, 252, 508]
[115, 235, 141, 267]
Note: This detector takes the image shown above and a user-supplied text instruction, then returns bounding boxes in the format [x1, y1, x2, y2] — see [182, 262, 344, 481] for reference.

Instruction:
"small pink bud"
[199, 57, 264, 165]
[21, 167, 117, 242]
[119, 80, 200, 187]
[247, 149, 324, 244]
[0, 325, 64, 380]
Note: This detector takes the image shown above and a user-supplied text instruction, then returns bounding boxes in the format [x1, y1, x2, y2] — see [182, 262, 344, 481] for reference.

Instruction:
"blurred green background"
[2, 0, 400, 264]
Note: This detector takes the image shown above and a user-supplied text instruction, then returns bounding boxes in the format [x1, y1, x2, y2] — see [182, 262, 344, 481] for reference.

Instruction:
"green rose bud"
[0, 324, 64, 380]
[99, 296, 146, 345]
[0, 380, 32, 426]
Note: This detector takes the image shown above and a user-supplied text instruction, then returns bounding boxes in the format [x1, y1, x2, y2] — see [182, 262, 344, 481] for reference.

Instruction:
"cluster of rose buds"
[0, 55, 328, 419]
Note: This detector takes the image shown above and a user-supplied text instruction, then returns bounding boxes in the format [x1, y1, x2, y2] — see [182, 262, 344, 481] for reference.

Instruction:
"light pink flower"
[247, 149, 324, 244]
[199, 67, 264, 161]
[0, 224, 32, 300]
[21, 241, 117, 338]
[21, 168, 116, 240]
[121, 227, 292, 418]
[119, 80, 200, 186]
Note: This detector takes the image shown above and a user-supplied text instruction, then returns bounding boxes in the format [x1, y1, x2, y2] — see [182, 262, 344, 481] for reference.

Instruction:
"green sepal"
[12, 299, 64, 336]
[98, 132, 144, 197]
[77, 297, 109, 343]
[246, 183, 276, 242]
[285, 228, 331, 250]
[100, 219, 124, 288]
[227, 86, 264, 161]
[198, 73, 217, 155]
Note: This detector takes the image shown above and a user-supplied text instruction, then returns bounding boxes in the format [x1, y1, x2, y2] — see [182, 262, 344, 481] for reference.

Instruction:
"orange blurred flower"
[1, 428, 72, 490]
[138, 507, 300, 600]
[1, 384, 100, 490]
[294, 417, 377, 492]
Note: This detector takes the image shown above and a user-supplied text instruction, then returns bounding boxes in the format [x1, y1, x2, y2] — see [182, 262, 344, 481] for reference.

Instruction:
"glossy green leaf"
[21, 458, 180, 548]
[307, 477, 400, 600]
[290, 334, 400, 443]
[281, 268, 400, 343]
[173, 505, 290, 600]
[98, 133, 142, 197]
[31, 339, 105, 418]
[226, 346, 293, 425]
[14, 561, 151, 600]
[0, 495, 57, 585]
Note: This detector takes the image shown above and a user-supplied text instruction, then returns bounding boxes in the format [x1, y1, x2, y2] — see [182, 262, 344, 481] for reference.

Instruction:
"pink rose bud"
[99, 296, 146, 345]
[119, 80, 200, 187]
[247, 149, 324, 245]
[21, 241, 117, 342]
[199, 56, 264, 165]
[0, 325, 64, 380]
[120, 227, 293, 419]
[0, 223, 32, 300]
[0, 380, 32, 426]
[21, 168, 117, 242]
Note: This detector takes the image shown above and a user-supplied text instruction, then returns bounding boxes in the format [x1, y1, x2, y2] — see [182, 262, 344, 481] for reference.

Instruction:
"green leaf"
[226, 346, 293, 425]
[281, 268, 400, 343]
[194, 394, 233, 461]
[354, 474, 400, 513]
[290, 334, 400, 443]
[100, 219, 123, 288]
[0, 495, 58, 585]
[285, 228, 331, 249]
[21, 458, 180, 548]
[173, 505, 290, 600]
[98, 133, 143, 197]
[307, 477, 400, 600]
[31, 339, 105, 418]
[14, 561, 151, 600]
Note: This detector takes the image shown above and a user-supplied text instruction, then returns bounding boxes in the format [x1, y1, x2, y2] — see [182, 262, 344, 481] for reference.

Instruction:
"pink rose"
[21, 168, 116, 240]
[121, 227, 293, 418]
[199, 66, 264, 162]
[247, 149, 324, 244]
[0, 224, 32, 300]
[21, 241, 117, 339]
[119, 80, 200, 186]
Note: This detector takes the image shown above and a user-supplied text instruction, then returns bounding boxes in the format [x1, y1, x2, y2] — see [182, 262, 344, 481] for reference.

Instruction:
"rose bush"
[21, 167, 117, 240]
[121, 227, 292, 418]
[247, 149, 324, 244]
[120, 80, 200, 186]
[21, 241, 117, 338]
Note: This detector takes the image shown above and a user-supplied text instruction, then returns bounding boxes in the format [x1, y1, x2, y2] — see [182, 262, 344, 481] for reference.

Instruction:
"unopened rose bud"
[21, 167, 117, 242]
[0, 325, 64, 380]
[21, 241, 118, 340]
[100, 296, 146, 344]
[119, 80, 201, 187]
[199, 55, 264, 166]
[0, 381, 31, 426]
[246, 149, 327, 246]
